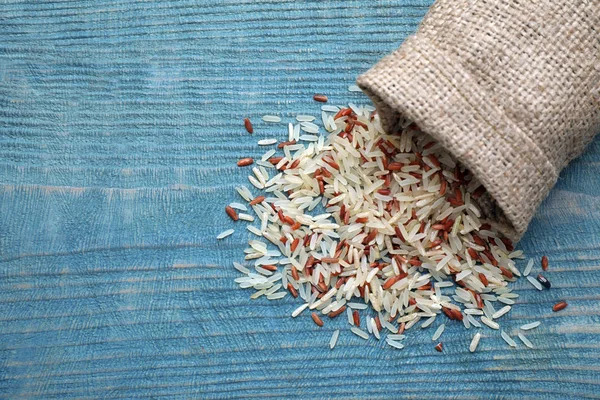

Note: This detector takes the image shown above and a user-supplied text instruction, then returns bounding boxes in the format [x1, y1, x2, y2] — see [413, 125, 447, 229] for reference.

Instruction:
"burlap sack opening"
[357, 0, 600, 242]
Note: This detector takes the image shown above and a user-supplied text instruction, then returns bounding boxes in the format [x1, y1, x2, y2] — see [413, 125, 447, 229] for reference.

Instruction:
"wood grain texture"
[1, 0, 599, 398]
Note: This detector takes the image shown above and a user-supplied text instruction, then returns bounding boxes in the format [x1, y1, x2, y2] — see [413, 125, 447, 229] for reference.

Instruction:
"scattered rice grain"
[329, 329, 340, 349]
[258, 138, 277, 146]
[518, 332, 534, 348]
[351, 327, 369, 340]
[527, 276, 543, 291]
[262, 115, 281, 123]
[500, 331, 517, 347]
[432, 324, 445, 341]
[520, 321, 541, 331]
[469, 332, 481, 352]
[217, 229, 234, 239]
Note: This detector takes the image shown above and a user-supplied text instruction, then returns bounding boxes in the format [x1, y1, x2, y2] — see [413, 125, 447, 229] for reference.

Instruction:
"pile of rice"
[223, 99, 541, 351]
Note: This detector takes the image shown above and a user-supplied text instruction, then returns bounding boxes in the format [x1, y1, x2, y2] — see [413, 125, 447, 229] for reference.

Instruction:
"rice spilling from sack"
[229, 101, 530, 350]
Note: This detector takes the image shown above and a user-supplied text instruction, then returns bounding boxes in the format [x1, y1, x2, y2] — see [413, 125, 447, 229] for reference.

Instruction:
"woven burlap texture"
[357, 0, 600, 241]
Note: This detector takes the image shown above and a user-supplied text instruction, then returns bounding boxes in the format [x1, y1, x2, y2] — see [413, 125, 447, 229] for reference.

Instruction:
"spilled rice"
[225, 97, 554, 352]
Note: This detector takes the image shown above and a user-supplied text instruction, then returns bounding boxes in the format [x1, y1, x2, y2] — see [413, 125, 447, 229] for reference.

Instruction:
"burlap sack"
[357, 0, 600, 241]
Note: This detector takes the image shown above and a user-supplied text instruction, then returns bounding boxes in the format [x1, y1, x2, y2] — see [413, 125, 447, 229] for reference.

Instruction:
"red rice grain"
[329, 306, 347, 318]
[553, 301, 568, 312]
[225, 206, 238, 221]
[244, 117, 253, 134]
[287, 283, 298, 298]
[353, 310, 360, 326]
[249, 195, 265, 205]
[313, 94, 328, 103]
[237, 158, 254, 167]
[291, 266, 300, 281]
[311, 312, 324, 327]
[542, 256, 549, 271]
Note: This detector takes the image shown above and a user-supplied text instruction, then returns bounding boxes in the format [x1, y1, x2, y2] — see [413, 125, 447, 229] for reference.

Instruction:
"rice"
[497, 296, 515, 305]
[481, 316, 499, 330]
[492, 305, 511, 319]
[371, 318, 381, 340]
[523, 258, 534, 276]
[229, 100, 536, 351]
[235, 185, 253, 201]
[520, 321, 541, 330]
[380, 316, 398, 333]
[421, 316, 436, 329]
[229, 202, 248, 211]
[346, 307, 354, 325]
[387, 334, 406, 341]
[262, 115, 281, 123]
[296, 115, 316, 122]
[299, 134, 319, 142]
[300, 121, 320, 131]
[527, 276, 543, 290]
[432, 324, 445, 341]
[292, 303, 309, 317]
[455, 270, 472, 281]
[330, 329, 340, 349]
[267, 292, 287, 300]
[321, 105, 339, 112]
[386, 338, 404, 349]
[238, 213, 255, 222]
[467, 314, 481, 328]
[348, 302, 367, 310]
[348, 84, 362, 92]
[518, 332, 534, 348]
[258, 138, 277, 146]
[469, 332, 481, 352]
[247, 225, 263, 236]
[351, 327, 369, 340]
[216, 229, 234, 239]
[500, 330, 517, 347]
[233, 262, 250, 274]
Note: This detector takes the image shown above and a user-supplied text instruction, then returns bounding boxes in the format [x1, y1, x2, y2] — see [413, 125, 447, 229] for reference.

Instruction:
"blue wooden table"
[1, 1, 599, 398]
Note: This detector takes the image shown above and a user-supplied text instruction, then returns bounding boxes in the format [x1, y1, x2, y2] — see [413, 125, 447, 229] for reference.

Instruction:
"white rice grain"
[432, 324, 445, 341]
[500, 330, 517, 347]
[233, 262, 250, 274]
[229, 202, 248, 211]
[481, 316, 500, 330]
[239, 213, 255, 222]
[329, 329, 340, 349]
[527, 276, 543, 291]
[258, 138, 278, 146]
[518, 332, 534, 348]
[247, 225, 263, 237]
[524, 258, 534, 276]
[262, 115, 281, 123]
[520, 321, 541, 331]
[492, 305, 511, 320]
[469, 332, 481, 352]
[217, 229, 234, 239]
[348, 302, 368, 310]
[266, 291, 286, 300]
[291, 303, 309, 318]
[386, 338, 405, 350]
[421, 316, 436, 329]
[351, 327, 369, 340]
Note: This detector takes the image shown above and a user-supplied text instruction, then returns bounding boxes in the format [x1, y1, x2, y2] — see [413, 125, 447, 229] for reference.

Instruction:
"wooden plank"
[1, 0, 599, 398]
